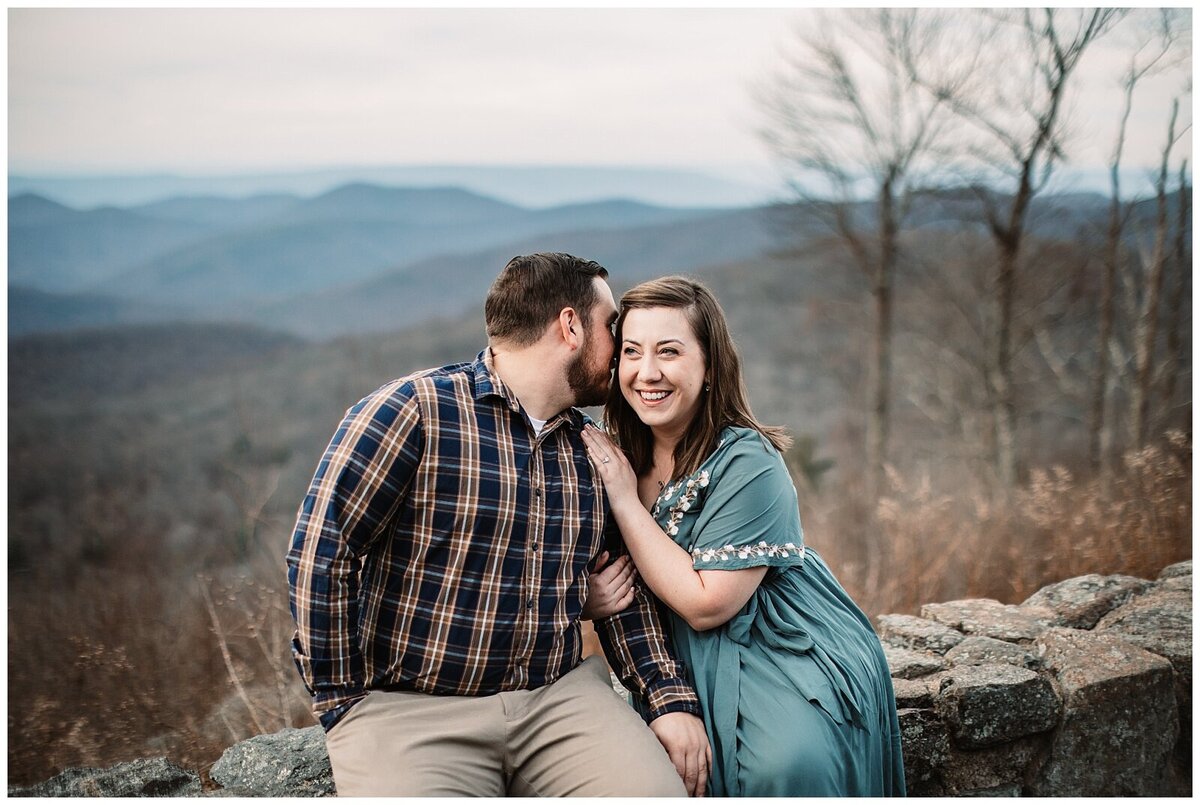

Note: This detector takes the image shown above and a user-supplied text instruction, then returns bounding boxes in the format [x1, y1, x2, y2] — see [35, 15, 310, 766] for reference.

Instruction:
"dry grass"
[805, 430, 1192, 618]
[7, 538, 309, 788]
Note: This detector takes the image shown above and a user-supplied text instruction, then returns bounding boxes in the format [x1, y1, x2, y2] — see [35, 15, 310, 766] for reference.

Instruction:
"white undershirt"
[528, 415, 548, 436]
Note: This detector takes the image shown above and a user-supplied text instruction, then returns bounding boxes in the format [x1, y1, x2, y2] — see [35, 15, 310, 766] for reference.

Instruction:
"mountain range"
[9, 180, 1179, 343]
[9, 164, 779, 210]
[9, 183, 783, 339]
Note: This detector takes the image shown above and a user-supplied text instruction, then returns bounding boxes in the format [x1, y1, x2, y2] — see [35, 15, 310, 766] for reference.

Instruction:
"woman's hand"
[582, 425, 640, 510]
[581, 551, 638, 620]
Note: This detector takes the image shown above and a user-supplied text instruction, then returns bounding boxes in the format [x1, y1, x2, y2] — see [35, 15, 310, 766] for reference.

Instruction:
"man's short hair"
[485, 253, 610, 346]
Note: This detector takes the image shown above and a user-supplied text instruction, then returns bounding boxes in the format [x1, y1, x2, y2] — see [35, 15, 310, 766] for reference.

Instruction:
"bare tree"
[1092, 10, 1181, 482]
[1159, 160, 1192, 414]
[932, 8, 1123, 489]
[759, 8, 958, 511]
[1130, 95, 1191, 448]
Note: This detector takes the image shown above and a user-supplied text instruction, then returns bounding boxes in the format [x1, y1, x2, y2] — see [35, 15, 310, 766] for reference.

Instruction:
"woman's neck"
[649, 429, 681, 482]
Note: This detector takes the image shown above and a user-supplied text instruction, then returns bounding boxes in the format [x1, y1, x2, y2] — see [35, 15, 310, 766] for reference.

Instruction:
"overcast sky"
[8, 8, 1192, 180]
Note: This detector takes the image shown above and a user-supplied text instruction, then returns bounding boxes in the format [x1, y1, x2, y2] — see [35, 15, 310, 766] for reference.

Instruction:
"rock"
[922, 599, 1051, 643]
[1094, 585, 1193, 778]
[1157, 559, 1192, 580]
[946, 636, 1041, 670]
[892, 677, 936, 709]
[209, 726, 334, 797]
[934, 663, 1059, 749]
[962, 783, 1022, 796]
[8, 757, 201, 797]
[1095, 587, 1192, 685]
[1157, 574, 1191, 593]
[1030, 628, 1178, 796]
[939, 735, 1050, 796]
[877, 614, 965, 654]
[1020, 573, 1151, 629]
[897, 708, 950, 796]
[884, 645, 947, 679]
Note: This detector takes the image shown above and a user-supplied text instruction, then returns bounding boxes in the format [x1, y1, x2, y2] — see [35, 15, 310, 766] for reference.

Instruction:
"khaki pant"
[323, 656, 686, 797]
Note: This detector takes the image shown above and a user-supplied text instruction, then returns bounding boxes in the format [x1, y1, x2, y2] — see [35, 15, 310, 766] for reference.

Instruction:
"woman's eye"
[660, 348, 678, 357]
[622, 347, 639, 357]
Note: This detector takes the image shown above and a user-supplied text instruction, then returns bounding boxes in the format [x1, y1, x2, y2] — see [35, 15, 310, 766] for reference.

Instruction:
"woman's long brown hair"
[604, 276, 791, 482]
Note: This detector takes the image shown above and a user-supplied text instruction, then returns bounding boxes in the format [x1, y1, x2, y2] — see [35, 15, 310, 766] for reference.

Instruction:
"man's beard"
[567, 348, 611, 408]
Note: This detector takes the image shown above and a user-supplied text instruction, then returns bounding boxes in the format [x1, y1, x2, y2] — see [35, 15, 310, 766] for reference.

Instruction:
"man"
[287, 253, 710, 796]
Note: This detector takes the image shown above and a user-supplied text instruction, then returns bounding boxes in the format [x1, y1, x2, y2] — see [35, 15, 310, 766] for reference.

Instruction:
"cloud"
[9, 8, 799, 172]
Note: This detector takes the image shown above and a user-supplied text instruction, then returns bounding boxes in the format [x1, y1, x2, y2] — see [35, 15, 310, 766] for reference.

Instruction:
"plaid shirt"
[287, 349, 699, 730]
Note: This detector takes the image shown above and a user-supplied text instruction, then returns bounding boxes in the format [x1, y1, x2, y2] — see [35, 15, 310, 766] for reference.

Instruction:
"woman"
[581, 277, 905, 797]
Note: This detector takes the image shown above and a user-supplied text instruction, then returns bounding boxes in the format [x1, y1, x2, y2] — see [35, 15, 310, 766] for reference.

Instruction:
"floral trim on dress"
[692, 541, 806, 566]
[651, 434, 729, 521]
[653, 470, 710, 536]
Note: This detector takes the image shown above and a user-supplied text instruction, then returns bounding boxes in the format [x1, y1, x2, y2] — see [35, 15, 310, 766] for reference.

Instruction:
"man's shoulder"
[399, 361, 477, 391]
[357, 361, 477, 408]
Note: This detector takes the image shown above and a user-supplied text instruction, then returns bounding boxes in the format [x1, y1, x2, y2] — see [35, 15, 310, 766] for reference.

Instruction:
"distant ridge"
[131, 193, 301, 226]
[285, 183, 525, 224]
[9, 286, 185, 337]
[10, 181, 1172, 343]
[9, 192, 76, 226]
[8, 164, 775, 210]
[16, 183, 724, 310]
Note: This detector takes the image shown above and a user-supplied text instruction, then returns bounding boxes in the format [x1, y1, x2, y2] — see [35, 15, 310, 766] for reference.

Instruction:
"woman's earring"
[704, 383, 711, 392]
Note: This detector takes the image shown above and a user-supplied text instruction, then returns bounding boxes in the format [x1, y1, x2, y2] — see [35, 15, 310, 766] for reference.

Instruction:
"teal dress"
[651, 427, 905, 797]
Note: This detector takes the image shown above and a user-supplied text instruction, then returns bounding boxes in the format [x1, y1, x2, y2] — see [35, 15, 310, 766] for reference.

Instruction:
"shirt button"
[531, 543, 539, 551]
[534, 487, 542, 498]
[526, 599, 534, 609]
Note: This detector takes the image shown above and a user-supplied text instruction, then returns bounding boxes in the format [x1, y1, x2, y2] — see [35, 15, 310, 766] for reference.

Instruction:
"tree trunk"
[1091, 78, 1136, 482]
[865, 179, 896, 509]
[993, 239, 1019, 490]
[1130, 100, 1179, 448]
[992, 163, 1034, 491]
[1093, 202, 1119, 484]
[1159, 164, 1189, 416]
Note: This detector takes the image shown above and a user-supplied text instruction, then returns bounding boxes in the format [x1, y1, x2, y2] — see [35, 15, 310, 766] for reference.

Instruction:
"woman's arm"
[583, 427, 765, 631]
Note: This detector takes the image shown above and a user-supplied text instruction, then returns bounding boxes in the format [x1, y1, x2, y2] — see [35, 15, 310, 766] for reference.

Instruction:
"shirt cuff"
[644, 679, 701, 722]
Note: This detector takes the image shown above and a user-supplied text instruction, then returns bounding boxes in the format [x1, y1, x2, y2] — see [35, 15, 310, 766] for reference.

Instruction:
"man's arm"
[594, 583, 699, 721]
[594, 548, 710, 795]
[285, 381, 424, 728]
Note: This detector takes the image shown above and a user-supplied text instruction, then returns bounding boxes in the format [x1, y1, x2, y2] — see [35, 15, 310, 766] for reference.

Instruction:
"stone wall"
[11, 560, 1191, 797]
[883, 559, 1191, 795]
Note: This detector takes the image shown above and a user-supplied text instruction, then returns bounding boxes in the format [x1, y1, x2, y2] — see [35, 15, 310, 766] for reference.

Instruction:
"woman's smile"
[636, 389, 673, 405]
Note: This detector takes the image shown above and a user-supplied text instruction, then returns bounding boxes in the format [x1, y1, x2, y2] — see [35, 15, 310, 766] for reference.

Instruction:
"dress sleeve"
[688, 435, 806, 572]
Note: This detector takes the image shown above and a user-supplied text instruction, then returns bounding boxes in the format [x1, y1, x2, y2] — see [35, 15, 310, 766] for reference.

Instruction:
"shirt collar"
[473, 348, 586, 431]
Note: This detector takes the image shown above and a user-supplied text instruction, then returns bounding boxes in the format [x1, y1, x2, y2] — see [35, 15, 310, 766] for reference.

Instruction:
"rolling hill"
[36, 184, 730, 318]
[250, 206, 789, 338]
[10, 181, 1180, 345]
[9, 164, 774, 209]
[8, 193, 214, 292]
[8, 286, 188, 337]
[9, 183, 756, 337]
